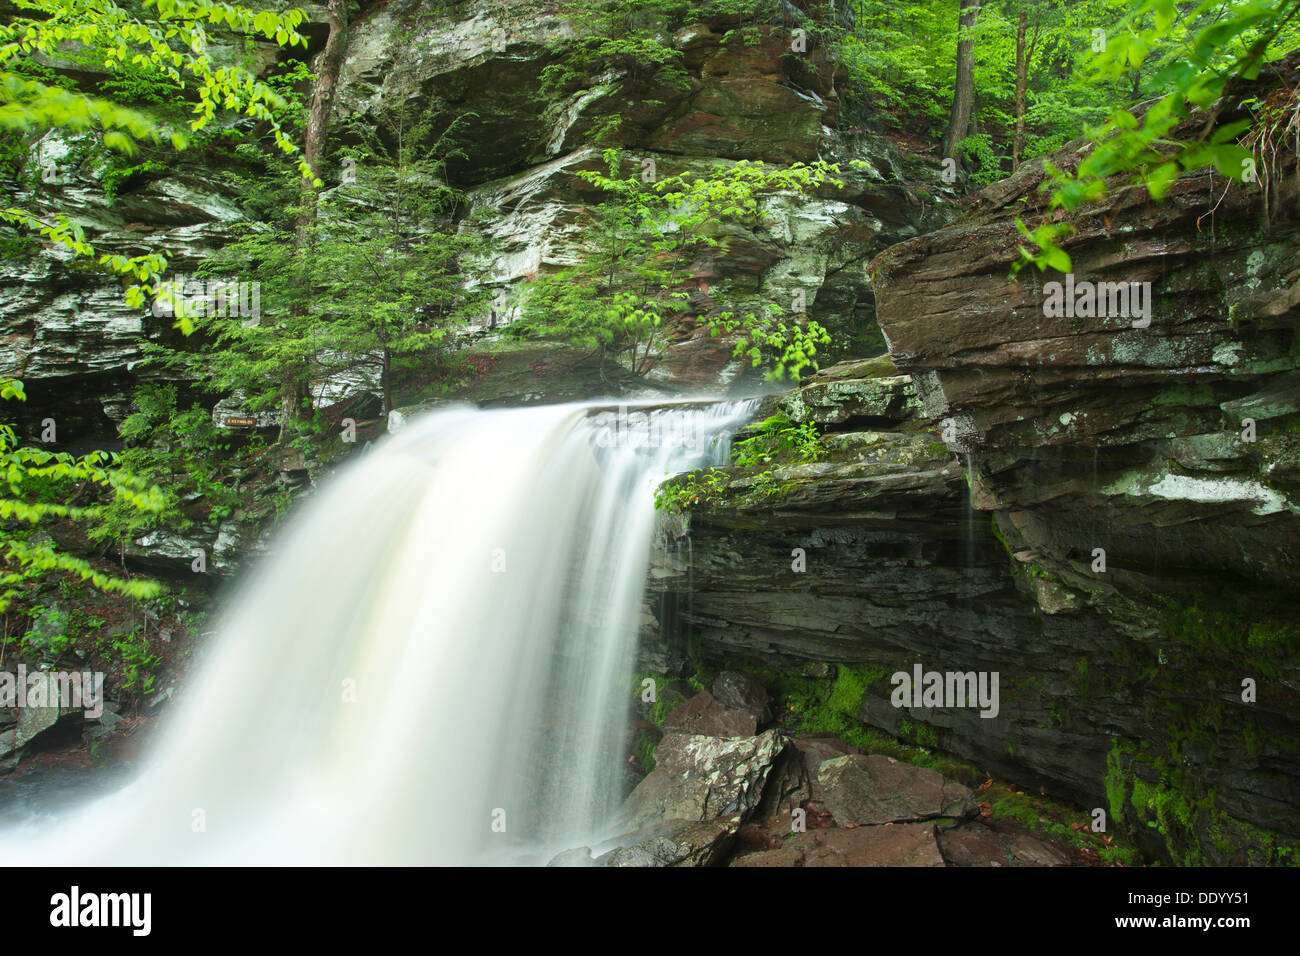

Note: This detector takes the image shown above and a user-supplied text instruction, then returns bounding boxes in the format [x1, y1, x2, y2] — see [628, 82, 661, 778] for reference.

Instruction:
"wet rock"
[791, 737, 861, 803]
[620, 729, 786, 828]
[86, 709, 125, 741]
[739, 736, 859, 846]
[661, 690, 757, 737]
[22, 604, 71, 660]
[937, 821, 1077, 867]
[711, 670, 772, 725]
[780, 357, 922, 427]
[593, 819, 737, 868]
[647, 58, 1300, 864]
[733, 822, 945, 867]
[14, 675, 64, 748]
[817, 754, 976, 825]
[388, 399, 453, 433]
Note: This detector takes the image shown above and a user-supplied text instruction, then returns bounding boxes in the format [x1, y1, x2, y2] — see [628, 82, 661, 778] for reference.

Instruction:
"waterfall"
[1, 399, 755, 865]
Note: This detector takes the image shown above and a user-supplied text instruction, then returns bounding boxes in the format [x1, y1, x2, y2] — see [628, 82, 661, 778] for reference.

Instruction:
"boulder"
[711, 670, 772, 725]
[817, 754, 976, 825]
[14, 673, 64, 748]
[780, 357, 922, 426]
[592, 819, 738, 868]
[619, 729, 786, 828]
[661, 690, 757, 738]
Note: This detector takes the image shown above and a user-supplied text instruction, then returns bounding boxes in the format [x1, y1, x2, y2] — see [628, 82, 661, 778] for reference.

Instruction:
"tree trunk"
[296, 0, 348, 245]
[381, 348, 392, 418]
[940, 0, 982, 164]
[279, 0, 349, 443]
[1013, 9, 1026, 169]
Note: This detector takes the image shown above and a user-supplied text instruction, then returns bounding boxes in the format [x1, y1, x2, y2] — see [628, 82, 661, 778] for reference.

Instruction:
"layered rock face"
[868, 65, 1300, 862]
[0, 8, 334, 440]
[646, 63, 1300, 863]
[339, 0, 955, 386]
[2, 0, 951, 446]
[644, 361, 1154, 840]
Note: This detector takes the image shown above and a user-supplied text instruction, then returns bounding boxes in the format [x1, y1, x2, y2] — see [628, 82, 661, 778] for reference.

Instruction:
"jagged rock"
[15, 674, 64, 749]
[127, 519, 251, 577]
[793, 737, 860, 799]
[648, 56, 1300, 865]
[779, 356, 922, 426]
[867, 55, 1300, 608]
[732, 822, 945, 867]
[591, 819, 738, 867]
[817, 754, 976, 825]
[711, 670, 772, 725]
[85, 709, 125, 741]
[740, 735, 857, 844]
[619, 729, 785, 828]
[661, 691, 757, 737]
[3, 0, 950, 442]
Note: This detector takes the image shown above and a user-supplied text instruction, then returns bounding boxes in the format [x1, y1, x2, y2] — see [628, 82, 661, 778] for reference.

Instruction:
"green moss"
[1246, 619, 1298, 650]
[633, 733, 658, 774]
[1129, 774, 1213, 866]
[1105, 738, 1136, 824]
[773, 663, 894, 750]
[900, 718, 939, 749]
[826, 664, 885, 717]
[1102, 735, 1295, 865]
[631, 671, 702, 728]
[686, 665, 714, 695]
[988, 513, 1014, 560]
[1159, 591, 1300, 658]
[1152, 383, 1217, 408]
[1073, 657, 1092, 698]
[987, 784, 1141, 865]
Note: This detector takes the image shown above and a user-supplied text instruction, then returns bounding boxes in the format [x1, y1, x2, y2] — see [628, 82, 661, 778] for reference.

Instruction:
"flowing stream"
[1, 398, 755, 865]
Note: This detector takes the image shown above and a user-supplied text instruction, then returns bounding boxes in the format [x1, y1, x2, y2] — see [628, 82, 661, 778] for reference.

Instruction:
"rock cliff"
[2, 0, 950, 445]
[644, 59, 1300, 864]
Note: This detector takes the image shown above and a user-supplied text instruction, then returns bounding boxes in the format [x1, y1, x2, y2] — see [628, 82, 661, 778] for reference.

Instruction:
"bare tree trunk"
[279, 0, 349, 444]
[1013, 9, 1026, 169]
[382, 348, 392, 418]
[940, 0, 982, 164]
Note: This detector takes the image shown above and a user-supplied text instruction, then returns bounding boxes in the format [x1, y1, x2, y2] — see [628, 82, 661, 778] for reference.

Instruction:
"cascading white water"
[1, 398, 754, 865]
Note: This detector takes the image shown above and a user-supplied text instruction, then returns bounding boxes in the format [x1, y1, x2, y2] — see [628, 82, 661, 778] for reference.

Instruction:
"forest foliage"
[1, 0, 1298, 634]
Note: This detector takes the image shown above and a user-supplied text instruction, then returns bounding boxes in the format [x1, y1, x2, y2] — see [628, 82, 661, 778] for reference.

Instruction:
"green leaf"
[1145, 162, 1180, 200]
